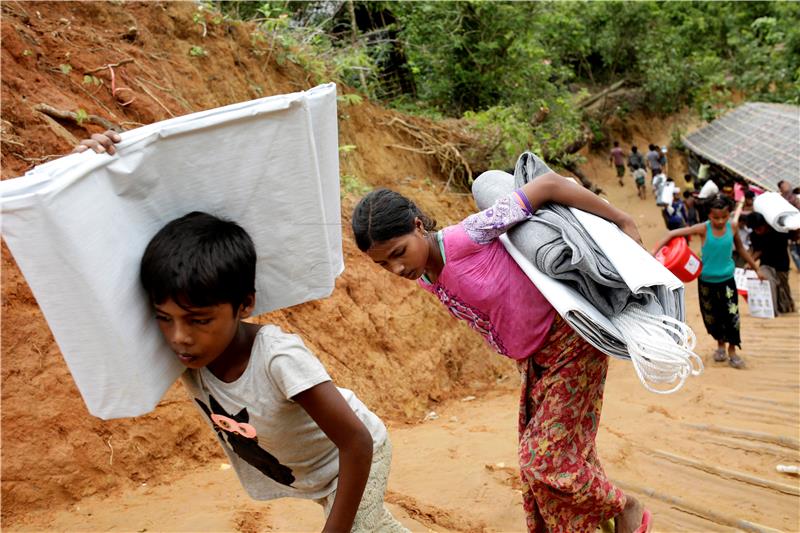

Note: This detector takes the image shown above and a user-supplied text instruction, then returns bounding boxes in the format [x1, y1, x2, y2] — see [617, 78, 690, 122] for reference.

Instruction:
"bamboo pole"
[613, 478, 785, 533]
[645, 448, 800, 497]
[683, 423, 800, 450]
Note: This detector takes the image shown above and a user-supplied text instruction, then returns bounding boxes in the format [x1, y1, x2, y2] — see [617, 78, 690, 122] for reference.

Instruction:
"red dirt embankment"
[1, 2, 510, 524]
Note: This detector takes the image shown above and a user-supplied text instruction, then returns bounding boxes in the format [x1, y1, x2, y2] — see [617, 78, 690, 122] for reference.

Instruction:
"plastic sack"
[0, 83, 342, 419]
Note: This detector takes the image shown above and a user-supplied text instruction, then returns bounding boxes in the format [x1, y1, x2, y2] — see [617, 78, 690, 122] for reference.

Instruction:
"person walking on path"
[352, 171, 652, 533]
[646, 144, 662, 178]
[628, 145, 645, 176]
[747, 212, 797, 315]
[633, 165, 647, 200]
[652, 196, 763, 369]
[609, 141, 626, 186]
[75, 132, 409, 533]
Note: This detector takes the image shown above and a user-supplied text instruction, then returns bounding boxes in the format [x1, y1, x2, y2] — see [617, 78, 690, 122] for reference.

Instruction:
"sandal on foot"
[713, 348, 727, 362]
[634, 509, 652, 533]
[729, 354, 746, 369]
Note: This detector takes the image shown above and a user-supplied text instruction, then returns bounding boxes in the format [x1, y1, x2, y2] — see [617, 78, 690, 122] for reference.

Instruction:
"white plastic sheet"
[753, 191, 800, 232]
[745, 279, 775, 319]
[0, 83, 342, 419]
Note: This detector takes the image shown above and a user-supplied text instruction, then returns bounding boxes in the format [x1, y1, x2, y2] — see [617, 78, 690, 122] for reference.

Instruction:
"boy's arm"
[651, 223, 705, 255]
[293, 381, 373, 533]
[518, 172, 643, 245]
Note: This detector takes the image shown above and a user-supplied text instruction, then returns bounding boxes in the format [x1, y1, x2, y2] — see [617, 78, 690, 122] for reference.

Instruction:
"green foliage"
[391, 1, 799, 116]
[465, 106, 540, 169]
[669, 125, 687, 152]
[189, 45, 208, 57]
[337, 93, 363, 107]
[82, 75, 102, 86]
[340, 173, 371, 197]
[74, 109, 88, 125]
[58, 63, 72, 75]
[214, 0, 800, 166]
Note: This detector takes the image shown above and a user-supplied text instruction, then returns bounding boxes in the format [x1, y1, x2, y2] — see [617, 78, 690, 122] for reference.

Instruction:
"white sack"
[698, 179, 719, 199]
[0, 83, 342, 419]
[754, 191, 800, 232]
[657, 181, 675, 207]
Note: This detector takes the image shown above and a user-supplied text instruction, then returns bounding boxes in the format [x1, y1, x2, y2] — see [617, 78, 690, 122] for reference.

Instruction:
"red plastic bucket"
[655, 237, 703, 282]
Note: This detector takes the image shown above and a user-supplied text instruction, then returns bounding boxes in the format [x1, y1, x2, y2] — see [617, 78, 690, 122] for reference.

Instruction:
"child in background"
[352, 172, 652, 533]
[646, 144, 662, 178]
[747, 212, 797, 315]
[78, 134, 407, 533]
[682, 190, 699, 226]
[609, 140, 626, 186]
[652, 196, 763, 369]
[633, 165, 647, 200]
[663, 187, 687, 230]
[628, 145, 645, 176]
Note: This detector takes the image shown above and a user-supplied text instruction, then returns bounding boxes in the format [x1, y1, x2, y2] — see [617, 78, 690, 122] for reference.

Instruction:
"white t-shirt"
[180, 324, 387, 501]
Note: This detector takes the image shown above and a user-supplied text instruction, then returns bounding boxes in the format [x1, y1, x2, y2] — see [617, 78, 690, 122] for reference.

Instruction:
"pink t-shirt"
[610, 147, 625, 166]
[419, 192, 556, 360]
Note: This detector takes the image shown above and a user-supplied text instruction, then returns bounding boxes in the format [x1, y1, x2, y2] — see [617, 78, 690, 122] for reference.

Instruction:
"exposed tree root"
[33, 103, 121, 132]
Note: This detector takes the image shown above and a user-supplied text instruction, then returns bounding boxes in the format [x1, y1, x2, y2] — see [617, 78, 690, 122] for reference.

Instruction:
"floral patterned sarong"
[517, 314, 626, 532]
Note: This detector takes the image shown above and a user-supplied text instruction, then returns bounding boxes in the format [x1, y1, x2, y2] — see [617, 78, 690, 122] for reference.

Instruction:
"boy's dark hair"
[613, 141, 619, 147]
[631, 145, 638, 153]
[777, 180, 786, 188]
[793, 187, 800, 195]
[744, 190, 755, 200]
[352, 188, 436, 252]
[709, 195, 734, 211]
[746, 211, 767, 229]
[682, 190, 693, 199]
[140, 211, 256, 311]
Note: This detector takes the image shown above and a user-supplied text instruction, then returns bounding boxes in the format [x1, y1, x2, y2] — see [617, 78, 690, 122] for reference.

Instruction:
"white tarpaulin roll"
[0, 83, 343, 419]
[753, 191, 800, 232]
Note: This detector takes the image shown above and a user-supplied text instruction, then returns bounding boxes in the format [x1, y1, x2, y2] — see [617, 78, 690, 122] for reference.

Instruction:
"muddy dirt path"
[9, 152, 800, 533]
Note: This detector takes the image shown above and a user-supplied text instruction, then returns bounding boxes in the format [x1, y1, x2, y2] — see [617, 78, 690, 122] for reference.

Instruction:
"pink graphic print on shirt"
[433, 284, 508, 355]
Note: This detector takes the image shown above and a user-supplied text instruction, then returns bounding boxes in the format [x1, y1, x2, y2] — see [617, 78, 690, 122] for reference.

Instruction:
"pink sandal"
[634, 509, 652, 533]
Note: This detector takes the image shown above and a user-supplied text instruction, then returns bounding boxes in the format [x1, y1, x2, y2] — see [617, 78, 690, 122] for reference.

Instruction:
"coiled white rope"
[610, 304, 704, 394]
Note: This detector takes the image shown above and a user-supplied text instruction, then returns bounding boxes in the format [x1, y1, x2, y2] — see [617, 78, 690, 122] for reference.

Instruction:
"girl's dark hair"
[351, 188, 436, 252]
[140, 211, 256, 312]
[709, 194, 734, 212]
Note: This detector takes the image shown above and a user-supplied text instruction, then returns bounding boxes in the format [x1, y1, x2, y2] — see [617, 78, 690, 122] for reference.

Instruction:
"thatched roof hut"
[683, 103, 799, 191]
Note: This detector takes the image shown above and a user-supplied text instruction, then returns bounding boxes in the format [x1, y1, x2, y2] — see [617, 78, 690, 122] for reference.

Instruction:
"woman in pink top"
[352, 172, 652, 533]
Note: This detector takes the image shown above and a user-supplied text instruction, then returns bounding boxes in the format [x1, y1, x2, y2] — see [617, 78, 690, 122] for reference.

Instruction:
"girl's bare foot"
[615, 494, 649, 533]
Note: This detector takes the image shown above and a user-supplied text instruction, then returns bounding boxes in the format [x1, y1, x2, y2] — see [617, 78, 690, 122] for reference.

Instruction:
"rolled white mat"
[754, 192, 800, 232]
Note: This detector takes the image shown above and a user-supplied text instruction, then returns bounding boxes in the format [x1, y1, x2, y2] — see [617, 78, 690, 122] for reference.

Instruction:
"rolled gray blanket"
[473, 153, 640, 316]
